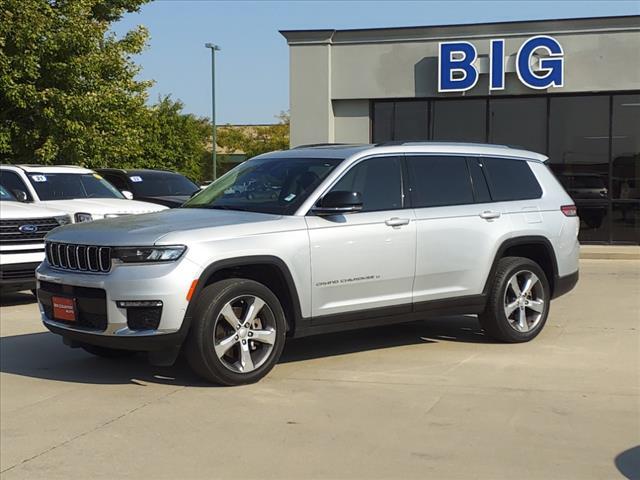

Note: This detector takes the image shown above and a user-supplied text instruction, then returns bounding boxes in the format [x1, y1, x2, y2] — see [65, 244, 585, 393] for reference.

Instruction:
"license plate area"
[52, 296, 77, 322]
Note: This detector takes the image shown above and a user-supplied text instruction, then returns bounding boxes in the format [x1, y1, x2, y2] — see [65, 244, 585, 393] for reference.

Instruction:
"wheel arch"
[186, 256, 303, 336]
[483, 236, 559, 297]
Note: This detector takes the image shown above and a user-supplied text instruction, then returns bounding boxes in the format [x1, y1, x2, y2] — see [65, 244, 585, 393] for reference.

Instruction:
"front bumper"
[36, 257, 202, 351]
[0, 261, 41, 293]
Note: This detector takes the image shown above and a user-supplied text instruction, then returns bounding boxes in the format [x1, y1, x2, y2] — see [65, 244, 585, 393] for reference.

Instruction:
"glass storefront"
[371, 92, 640, 244]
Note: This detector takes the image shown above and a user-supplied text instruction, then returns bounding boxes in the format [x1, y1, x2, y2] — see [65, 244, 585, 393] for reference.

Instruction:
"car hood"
[135, 195, 191, 208]
[40, 198, 167, 218]
[0, 201, 67, 220]
[45, 208, 284, 246]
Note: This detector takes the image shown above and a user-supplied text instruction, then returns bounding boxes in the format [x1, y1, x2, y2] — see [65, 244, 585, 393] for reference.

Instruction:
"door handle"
[479, 210, 501, 220]
[385, 217, 410, 227]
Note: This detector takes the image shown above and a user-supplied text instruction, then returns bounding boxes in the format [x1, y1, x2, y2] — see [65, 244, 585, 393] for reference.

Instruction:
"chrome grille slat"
[45, 242, 111, 273]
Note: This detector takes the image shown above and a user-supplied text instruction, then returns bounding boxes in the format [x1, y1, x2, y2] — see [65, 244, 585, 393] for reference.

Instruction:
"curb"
[580, 246, 640, 260]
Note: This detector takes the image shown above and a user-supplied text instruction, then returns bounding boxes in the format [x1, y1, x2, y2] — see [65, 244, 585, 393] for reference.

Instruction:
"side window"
[482, 157, 543, 201]
[0, 170, 32, 201]
[104, 174, 128, 192]
[468, 158, 492, 203]
[407, 156, 474, 207]
[330, 156, 403, 212]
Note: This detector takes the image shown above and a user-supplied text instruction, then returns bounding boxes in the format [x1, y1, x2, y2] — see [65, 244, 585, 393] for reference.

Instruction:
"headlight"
[75, 212, 93, 223]
[55, 215, 71, 226]
[111, 245, 186, 263]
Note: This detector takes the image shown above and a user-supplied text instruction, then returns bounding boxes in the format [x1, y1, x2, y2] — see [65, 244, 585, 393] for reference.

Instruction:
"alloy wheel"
[503, 270, 546, 333]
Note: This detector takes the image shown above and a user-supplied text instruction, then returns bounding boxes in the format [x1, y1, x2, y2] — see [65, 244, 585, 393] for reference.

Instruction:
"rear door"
[409, 155, 512, 306]
[306, 155, 416, 321]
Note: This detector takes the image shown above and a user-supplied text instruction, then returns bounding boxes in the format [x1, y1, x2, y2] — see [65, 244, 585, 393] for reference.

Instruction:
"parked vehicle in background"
[0, 165, 167, 223]
[36, 143, 579, 385]
[97, 169, 200, 208]
[555, 173, 608, 229]
[0, 185, 70, 294]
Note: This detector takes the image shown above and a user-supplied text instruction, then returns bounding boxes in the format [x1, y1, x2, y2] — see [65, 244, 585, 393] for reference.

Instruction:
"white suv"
[36, 143, 580, 385]
[0, 165, 167, 223]
[1, 185, 70, 294]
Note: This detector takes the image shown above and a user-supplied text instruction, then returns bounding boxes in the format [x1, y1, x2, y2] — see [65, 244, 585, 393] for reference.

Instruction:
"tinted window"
[102, 173, 130, 192]
[331, 156, 402, 212]
[432, 99, 486, 143]
[481, 157, 542, 201]
[0, 184, 17, 201]
[394, 101, 428, 141]
[0, 170, 32, 201]
[489, 97, 547, 153]
[468, 158, 492, 203]
[27, 173, 124, 200]
[407, 156, 474, 207]
[129, 172, 199, 197]
[184, 157, 341, 215]
[373, 102, 393, 143]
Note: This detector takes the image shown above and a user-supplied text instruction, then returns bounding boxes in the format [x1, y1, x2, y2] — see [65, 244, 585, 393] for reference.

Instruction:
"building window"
[394, 101, 429, 141]
[372, 102, 393, 143]
[548, 95, 610, 243]
[489, 97, 547, 154]
[611, 94, 640, 243]
[432, 99, 486, 143]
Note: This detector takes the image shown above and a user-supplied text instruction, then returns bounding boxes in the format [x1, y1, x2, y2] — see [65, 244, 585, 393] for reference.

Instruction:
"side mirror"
[312, 191, 363, 215]
[121, 190, 134, 200]
[12, 190, 28, 202]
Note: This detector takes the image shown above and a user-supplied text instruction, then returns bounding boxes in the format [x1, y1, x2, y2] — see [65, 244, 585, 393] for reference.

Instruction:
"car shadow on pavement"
[0, 291, 37, 307]
[615, 445, 640, 480]
[0, 315, 490, 387]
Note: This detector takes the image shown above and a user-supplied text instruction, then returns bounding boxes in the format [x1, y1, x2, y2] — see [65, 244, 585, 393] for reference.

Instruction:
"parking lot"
[0, 259, 638, 479]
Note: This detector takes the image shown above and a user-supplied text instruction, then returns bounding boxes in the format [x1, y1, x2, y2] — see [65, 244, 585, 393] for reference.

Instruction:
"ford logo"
[19, 224, 38, 234]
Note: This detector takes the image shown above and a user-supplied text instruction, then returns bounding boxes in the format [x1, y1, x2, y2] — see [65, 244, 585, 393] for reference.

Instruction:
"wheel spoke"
[239, 342, 255, 372]
[251, 328, 276, 345]
[214, 333, 238, 358]
[522, 273, 539, 296]
[518, 308, 527, 331]
[508, 276, 522, 296]
[220, 304, 240, 328]
[505, 300, 519, 317]
[243, 297, 266, 325]
[527, 299, 545, 313]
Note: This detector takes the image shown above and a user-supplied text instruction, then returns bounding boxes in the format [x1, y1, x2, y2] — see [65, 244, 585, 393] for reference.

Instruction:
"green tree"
[217, 111, 290, 160]
[133, 95, 211, 181]
[0, 0, 150, 165]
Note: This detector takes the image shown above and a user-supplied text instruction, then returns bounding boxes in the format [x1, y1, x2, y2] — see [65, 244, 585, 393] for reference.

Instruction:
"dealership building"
[280, 16, 640, 244]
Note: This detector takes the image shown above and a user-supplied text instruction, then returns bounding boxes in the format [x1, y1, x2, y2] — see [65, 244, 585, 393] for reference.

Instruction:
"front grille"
[0, 217, 62, 245]
[46, 242, 111, 273]
[38, 281, 108, 331]
[0, 265, 37, 280]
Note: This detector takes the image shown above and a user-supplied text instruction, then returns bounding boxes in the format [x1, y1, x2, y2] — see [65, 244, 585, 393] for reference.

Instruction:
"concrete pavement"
[1, 260, 639, 479]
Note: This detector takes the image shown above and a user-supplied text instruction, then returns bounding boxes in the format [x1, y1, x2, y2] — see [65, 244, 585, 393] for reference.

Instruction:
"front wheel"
[185, 279, 286, 385]
[478, 256, 550, 343]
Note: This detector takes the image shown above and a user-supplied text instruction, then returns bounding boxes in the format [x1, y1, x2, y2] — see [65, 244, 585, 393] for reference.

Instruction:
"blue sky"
[113, 1, 640, 124]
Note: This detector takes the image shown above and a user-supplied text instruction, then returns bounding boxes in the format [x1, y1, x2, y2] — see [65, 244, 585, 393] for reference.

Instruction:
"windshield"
[28, 172, 124, 200]
[183, 157, 342, 215]
[0, 184, 17, 201]
[129, 172, 199, 197]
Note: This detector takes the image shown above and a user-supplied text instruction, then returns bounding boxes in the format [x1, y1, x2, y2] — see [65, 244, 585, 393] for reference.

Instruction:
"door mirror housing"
[312, 191, 363, 215]
[12, 190, 29, 202]
[121, 190, 134, 200]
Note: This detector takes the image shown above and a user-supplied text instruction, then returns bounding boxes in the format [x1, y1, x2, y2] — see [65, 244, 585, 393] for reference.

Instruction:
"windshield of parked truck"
[129, 171, 199, 197]
[0, 185, 17, 201]
[183, 157, 342, 215]
[28, 173, 125, 200]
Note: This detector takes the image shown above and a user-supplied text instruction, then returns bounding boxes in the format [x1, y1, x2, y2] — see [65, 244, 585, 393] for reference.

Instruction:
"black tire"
[81, 345, 138, 358]
[185, 279, 286, 385]
[478, 256, 550, 343]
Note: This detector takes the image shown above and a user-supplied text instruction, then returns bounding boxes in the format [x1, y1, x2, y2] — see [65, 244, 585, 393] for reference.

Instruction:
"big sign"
[438, 36, 564, 92]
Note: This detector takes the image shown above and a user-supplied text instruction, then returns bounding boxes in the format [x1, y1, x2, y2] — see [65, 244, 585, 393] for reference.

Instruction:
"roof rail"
[292, 143, 361, 149]
[373, 141, 513, 148]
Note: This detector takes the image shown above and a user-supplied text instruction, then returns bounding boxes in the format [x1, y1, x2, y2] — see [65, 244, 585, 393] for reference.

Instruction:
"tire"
[185, 278, 286, 385]
[81, 345, 138, 358]
[478, 256, 550, 343]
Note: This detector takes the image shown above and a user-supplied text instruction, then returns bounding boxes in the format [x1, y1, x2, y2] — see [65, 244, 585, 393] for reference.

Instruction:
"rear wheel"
[479, 256, 550, 343]
[185, 279, 286, 385]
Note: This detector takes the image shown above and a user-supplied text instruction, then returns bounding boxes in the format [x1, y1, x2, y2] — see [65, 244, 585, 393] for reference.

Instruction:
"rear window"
[481, 157, 542, 201]
[407, 155, 474, 207]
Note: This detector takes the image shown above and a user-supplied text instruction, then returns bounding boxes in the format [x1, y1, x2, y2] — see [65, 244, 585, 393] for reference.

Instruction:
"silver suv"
[36, 143, 580, 385]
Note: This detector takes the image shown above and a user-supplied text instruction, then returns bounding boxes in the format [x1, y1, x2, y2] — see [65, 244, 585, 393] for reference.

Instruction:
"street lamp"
[205, 43, 220, 181]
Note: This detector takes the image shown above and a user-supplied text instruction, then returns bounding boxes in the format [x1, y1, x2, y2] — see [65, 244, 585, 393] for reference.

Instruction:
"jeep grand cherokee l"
[36, 143, 579, 385]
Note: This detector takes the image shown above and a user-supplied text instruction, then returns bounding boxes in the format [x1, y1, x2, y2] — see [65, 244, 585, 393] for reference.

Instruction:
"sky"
[112, 0, 640, 125]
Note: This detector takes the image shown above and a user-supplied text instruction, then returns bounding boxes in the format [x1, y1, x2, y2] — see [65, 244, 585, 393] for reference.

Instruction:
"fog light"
[116, 300, 163, 308]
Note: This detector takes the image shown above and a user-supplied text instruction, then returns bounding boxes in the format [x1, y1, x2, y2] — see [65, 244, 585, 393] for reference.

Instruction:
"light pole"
[205, 43, 220, 181]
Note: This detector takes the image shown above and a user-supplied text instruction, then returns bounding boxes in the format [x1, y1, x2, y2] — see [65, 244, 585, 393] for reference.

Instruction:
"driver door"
[306, 156, 416, 322]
